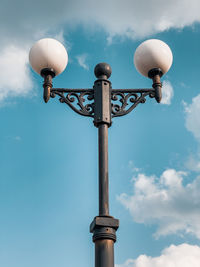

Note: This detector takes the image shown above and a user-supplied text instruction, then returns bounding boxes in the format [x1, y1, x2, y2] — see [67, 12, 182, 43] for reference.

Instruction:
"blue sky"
[1, 1, 200, 267]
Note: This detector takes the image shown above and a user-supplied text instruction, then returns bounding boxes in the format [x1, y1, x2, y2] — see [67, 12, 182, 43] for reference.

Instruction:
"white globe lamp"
[29, 38, 68, 77]
[134, 39, 173, 103]
[29, 38, 68, 103]
[134, 39, 173, 78]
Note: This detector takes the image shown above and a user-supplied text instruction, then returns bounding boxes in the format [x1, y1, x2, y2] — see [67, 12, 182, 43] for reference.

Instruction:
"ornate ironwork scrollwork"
[50, 89, 94, 117]
[111, 89, 155, 117]
[50, 88, 155, 119]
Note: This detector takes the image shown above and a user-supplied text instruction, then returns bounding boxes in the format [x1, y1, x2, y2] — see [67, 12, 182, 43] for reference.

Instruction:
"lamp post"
[29, 38, 173, 267]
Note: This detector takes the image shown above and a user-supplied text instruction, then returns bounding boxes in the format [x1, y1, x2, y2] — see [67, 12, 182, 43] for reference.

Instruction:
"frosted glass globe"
[29, 38, 68, 76]
[134, 39, 173, 77]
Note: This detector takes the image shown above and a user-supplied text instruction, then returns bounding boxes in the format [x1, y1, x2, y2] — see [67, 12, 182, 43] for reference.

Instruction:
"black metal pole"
[90, 63, 119, 267]
[92, 123, 116, 267]
[95, 238, 115, 267]
[98, 123, 109, 216]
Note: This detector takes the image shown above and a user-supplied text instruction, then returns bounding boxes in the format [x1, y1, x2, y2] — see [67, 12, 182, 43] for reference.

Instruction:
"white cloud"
[0, 45, 33, 103]
[63, 0, 200, 40]
[128, 160, 141, 173]
[118, 169, 200, 239]
[52, 30, 65, 45]
[116, 243, 200, 267]
[76, 54, 89, 70]
[184, 94, 200, 140]
[184, 95, 200, 171]
[1, 0, 200, 45]
[185, 154, 200, 172]
[161, 80, 174, 105]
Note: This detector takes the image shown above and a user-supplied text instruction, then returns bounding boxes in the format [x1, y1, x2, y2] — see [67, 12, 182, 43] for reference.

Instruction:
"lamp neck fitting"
[41, 68, 56, 78]
[41, 68, 55, 103]
[148, 68, 163, 79]
[148, 68, 163, 103]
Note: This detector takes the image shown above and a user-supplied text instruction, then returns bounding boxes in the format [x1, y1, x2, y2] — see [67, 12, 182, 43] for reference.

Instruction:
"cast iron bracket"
[50, 88, 94, 117]
[50, 87, 155, 119]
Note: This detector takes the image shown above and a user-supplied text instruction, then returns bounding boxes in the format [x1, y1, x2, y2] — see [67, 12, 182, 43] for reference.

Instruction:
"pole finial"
[94, 63, 112, 79]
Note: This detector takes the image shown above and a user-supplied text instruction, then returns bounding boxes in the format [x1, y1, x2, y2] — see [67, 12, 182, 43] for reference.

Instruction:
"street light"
[29, 37, 173, 267]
